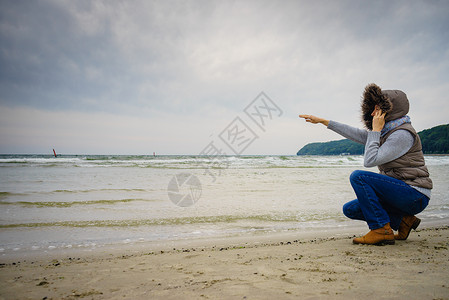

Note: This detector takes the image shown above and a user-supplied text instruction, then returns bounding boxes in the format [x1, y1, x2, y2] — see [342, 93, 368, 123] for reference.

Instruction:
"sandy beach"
[1, 226, 448, 300]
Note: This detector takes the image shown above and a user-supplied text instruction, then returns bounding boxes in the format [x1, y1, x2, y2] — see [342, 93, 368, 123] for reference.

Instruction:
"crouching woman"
[299, 83, 432, 245]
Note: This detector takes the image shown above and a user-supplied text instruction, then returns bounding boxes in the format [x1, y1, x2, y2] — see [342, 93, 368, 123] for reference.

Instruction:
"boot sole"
[353, 238, 395, 246]
[374, 239, 395, 246]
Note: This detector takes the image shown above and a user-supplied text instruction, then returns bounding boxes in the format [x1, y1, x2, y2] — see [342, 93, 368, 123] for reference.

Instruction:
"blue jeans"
[343, 170, 429, 230]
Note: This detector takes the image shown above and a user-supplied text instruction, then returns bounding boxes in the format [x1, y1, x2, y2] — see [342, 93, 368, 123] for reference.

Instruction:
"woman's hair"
[361, 83, 392, 130]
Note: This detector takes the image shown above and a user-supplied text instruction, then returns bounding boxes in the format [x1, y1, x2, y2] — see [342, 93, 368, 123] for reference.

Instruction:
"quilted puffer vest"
[378, 123, 433, 189]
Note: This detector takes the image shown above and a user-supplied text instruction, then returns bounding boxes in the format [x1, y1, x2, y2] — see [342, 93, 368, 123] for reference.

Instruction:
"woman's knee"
[342, 200, 364, 220]
[349, 170, 373, 184]
[350, 170, 364, 181]
[342, 201, 354, 218]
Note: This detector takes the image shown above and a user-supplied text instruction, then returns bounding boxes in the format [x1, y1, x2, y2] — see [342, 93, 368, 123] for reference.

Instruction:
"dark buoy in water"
[53, 149, 57, 158]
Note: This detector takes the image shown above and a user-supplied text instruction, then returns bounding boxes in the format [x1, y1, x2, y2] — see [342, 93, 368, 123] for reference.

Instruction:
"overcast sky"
[1, 0, 448, 155]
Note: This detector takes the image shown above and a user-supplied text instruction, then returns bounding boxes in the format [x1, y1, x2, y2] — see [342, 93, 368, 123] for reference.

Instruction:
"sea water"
[0, 155, 448, 258]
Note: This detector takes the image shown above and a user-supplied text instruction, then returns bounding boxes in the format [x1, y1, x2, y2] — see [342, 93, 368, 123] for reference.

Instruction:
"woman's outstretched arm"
[299, 114, 368, 144]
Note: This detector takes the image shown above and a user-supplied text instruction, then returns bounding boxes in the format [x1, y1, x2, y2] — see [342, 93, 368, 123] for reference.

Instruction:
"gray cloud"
[1, 0, 448, 154]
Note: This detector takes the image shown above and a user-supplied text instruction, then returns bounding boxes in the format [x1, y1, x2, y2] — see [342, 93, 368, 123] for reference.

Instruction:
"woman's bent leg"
[349, 170, 390, 230]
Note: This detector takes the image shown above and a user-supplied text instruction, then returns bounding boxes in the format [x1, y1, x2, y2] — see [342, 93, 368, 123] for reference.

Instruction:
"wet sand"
[1, 226, 448, 300]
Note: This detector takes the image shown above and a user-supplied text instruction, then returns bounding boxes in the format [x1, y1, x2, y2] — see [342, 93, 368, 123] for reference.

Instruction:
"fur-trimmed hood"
[361, 83, 409, 130]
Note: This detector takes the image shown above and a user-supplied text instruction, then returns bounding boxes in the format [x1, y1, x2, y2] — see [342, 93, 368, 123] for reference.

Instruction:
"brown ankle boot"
[353, 223, 395, 245]
[394, 216, 421, 240]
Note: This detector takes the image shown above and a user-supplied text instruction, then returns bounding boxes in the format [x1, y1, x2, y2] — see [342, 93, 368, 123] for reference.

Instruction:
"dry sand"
[1, 226, 448, 300]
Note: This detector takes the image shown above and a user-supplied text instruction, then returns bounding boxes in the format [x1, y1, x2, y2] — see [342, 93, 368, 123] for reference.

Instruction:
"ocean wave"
[50, 188, 149, 193]
[0, 191, 28, 199]
[0, 212, 346, 228]
[1, 154, 448, 169]
[0, 198, 157, 208]
[0, 188, 150, 198]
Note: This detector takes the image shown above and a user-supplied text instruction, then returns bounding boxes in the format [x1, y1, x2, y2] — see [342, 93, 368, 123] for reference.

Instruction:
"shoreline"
[1, 225, 448, 299]
[2, 218, 448, 264]
[0, 218, 449, 264]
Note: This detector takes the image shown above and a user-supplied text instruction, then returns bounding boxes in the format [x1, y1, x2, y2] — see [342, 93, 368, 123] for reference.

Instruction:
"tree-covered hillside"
[296, 139, 364, 155]
[419, 124, 449, 154]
